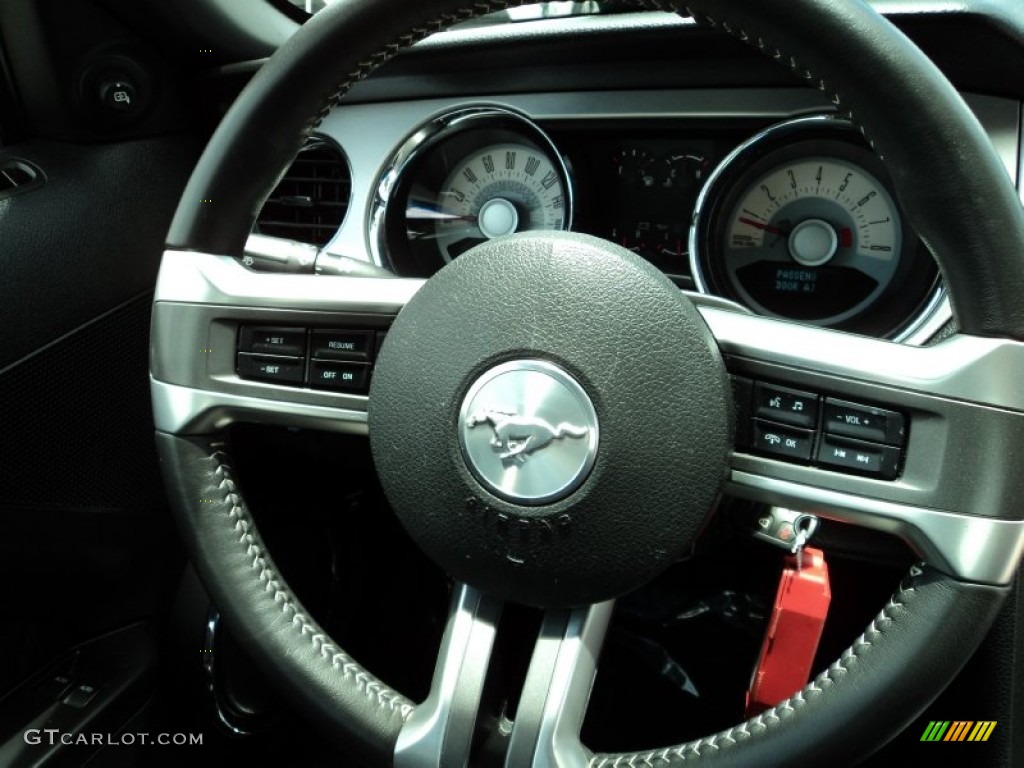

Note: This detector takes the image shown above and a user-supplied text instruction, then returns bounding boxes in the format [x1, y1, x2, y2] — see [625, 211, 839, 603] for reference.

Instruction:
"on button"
[309, 360, 369, 392]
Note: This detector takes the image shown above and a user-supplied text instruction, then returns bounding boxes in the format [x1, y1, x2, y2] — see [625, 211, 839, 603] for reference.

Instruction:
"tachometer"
[722, 157, 902, 324]
[691, 117, 940, 340]
[372, 108, 572, 275]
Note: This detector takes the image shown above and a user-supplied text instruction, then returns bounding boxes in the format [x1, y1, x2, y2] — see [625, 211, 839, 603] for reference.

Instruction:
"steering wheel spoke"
[505, 601, 614, 768]
[151, 247, 421, 436]
[396, 581, 613, 768]
[396, 583, 503, 768]
[707, 306, 1024, 585]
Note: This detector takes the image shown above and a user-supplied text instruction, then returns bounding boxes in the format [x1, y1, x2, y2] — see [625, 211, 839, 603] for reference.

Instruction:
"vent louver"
[254, 139, 351, 247]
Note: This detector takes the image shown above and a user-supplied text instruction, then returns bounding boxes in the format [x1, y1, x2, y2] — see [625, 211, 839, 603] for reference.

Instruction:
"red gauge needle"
[738, 217, 788, 236]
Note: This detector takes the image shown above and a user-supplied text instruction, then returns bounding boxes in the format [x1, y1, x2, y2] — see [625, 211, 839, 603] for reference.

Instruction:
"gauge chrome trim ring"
[689, 114, 948, 344]
[368, 106, 574, 271]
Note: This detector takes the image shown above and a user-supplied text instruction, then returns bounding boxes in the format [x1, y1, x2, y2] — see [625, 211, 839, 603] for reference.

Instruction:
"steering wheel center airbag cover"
[369, 232, 732, 607]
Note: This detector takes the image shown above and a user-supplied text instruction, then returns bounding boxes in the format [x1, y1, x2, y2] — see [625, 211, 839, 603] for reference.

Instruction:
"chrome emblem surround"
[458, 359, 599, 505]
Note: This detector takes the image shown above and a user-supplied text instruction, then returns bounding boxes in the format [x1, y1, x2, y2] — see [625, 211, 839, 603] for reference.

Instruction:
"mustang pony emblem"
[466, 409, 589, 462]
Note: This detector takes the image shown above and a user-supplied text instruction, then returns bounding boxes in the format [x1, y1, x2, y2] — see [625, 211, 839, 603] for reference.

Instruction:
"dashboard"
[288, 67, 1020, 345]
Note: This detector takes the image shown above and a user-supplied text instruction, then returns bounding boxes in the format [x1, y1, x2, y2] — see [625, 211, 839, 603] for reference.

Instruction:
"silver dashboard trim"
[729, 471, 1024, 585]
[312, 89, 1019, 329]
[316, 88, 840, 264]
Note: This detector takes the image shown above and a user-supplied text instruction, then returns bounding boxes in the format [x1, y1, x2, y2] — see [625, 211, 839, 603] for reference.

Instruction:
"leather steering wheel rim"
[154, 1, 1021, 765]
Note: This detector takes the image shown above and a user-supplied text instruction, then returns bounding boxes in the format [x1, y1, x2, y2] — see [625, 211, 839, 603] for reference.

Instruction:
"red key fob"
[746, 547, 831, 717]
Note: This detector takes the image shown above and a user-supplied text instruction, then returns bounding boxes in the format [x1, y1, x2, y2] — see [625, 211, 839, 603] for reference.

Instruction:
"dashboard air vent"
[254, 139, 351, 247]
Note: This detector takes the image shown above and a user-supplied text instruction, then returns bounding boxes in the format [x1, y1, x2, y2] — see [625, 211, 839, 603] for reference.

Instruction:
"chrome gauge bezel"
[369, 106, 574, 275]
[689, 115, 947, 343]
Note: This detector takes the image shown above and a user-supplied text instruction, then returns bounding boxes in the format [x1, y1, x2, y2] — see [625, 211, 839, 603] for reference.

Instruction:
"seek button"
[817, 434, 900, 479]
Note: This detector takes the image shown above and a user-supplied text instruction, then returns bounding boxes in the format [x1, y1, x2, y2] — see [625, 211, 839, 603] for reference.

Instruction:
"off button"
[309, 360, 369, 393]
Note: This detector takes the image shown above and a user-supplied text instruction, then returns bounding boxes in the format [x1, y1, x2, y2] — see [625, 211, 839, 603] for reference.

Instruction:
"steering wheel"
[151, 0, 1024, 765]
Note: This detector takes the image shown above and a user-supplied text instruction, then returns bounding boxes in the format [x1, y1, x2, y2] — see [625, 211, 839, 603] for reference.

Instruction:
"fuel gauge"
[611, 147, 656, 189]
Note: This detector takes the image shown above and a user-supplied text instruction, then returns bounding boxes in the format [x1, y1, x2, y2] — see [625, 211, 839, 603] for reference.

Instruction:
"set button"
[237, 353, 304, 384]
[238, 326, 307, 357]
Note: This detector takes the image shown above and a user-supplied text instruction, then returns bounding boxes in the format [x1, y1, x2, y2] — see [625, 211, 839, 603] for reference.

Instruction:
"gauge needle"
[738, 217, 789, 236]
[406, 204, 477, 222]
[408, 224, 481, 241]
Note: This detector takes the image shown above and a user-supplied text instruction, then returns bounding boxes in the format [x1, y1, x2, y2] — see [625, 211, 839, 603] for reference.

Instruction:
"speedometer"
[372, 108, 573, 275]
[691, 117, 941, 340]
[430, 143, 567, 261]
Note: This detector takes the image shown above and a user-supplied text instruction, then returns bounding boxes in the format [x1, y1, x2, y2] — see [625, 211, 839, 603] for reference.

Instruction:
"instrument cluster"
[372, 108, 941, 341]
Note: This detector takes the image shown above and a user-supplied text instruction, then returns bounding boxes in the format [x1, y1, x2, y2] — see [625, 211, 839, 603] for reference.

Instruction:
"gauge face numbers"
[722, 157, 902, 324]
[425, 143, 567, 261]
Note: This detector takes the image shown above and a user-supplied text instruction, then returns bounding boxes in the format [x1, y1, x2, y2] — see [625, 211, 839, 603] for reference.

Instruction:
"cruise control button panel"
[737, 377, 908, 480]
[236, 324, 387, 395]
